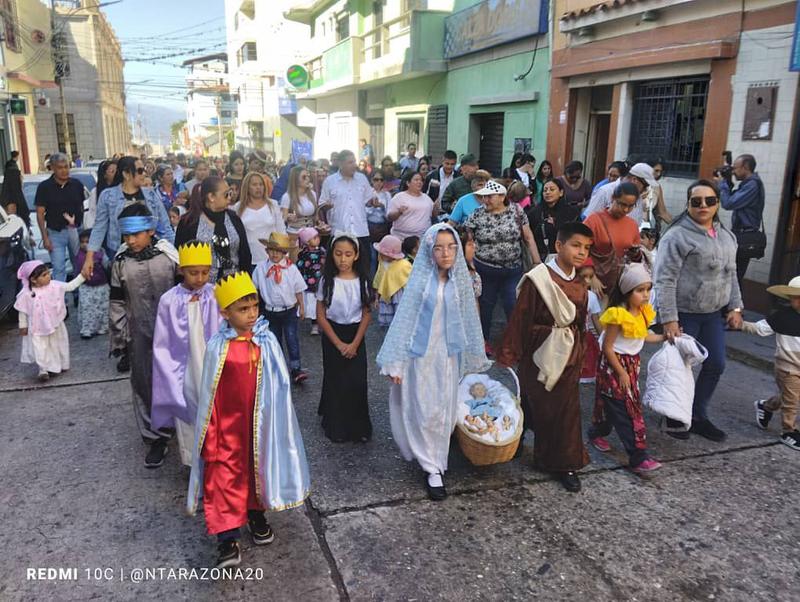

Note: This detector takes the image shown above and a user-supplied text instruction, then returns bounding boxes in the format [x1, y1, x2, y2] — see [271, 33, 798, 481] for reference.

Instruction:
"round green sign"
[286, 65, 309, 88]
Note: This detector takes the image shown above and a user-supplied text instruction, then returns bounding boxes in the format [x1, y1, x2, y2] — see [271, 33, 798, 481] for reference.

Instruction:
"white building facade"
[224, 0, 311, 159]
[35, 2, 129, 161]
[183, 54, 237, 156]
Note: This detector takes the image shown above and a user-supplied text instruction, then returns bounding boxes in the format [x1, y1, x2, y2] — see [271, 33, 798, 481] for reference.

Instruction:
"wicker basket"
[456, 368, 523, 466]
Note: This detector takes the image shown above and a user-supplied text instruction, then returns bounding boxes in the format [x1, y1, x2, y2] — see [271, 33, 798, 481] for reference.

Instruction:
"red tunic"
[202, 337, 264, 534]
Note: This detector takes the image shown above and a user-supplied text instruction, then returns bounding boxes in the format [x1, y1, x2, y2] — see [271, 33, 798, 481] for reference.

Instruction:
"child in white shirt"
[253, 232, 309, 384]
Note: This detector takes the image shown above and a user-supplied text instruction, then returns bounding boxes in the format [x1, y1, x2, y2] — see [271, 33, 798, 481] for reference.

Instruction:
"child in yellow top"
[372, 235, 412, 327]
[588, 263, 666, 475]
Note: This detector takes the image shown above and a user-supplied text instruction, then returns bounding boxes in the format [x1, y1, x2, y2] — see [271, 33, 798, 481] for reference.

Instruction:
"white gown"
[177, 300, 205, 467]
[387, 282, 460, 475]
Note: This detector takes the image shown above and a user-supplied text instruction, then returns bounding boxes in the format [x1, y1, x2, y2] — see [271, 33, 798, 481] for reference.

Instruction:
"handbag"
[514, 203, 534, 271]
[589, 211, 621, 293]
[735, 220, 767, 260]
[733, 177, 767, 260]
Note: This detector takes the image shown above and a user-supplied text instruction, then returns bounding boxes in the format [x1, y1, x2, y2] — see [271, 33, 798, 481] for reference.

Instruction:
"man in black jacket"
[440, 153, 478, 215]
[424, 149, 459, 206]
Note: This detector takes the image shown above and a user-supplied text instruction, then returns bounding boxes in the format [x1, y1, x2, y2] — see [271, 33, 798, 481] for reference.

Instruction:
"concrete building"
[0, 0, 55, 174]
[183, 53, 237, 156]
[224, 0, 310, 159]
[283, 0, 549, 174]
[547, 0, 799, 309]
[34, 1, 130, 163]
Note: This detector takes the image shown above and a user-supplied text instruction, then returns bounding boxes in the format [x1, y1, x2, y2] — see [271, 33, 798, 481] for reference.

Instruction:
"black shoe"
[780, 430, 800, 451]
[664, 417, 690, 440]
[557, 471, 581, 493]
[216, 540, 241, 568]
[291, 368, 308, 385]
[754, 400, 773, 430]
[117, 353, 130, 373]
[144, 438, 169, 468]
[247, 512, 275, 545]
[425, 474, 447, 501]
[690, 418, 727, 442]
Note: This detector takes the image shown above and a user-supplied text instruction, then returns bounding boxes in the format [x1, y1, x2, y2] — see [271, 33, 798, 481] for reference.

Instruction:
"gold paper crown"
[178, 242, 212, 267]
[214, 272, 258, 309]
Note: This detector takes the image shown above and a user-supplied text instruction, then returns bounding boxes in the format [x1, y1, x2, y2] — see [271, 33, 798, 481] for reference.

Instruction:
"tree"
[170, 120, 187, 150]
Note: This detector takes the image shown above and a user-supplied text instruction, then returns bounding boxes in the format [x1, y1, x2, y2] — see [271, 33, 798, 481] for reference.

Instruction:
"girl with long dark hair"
[316, 234, 373, 443]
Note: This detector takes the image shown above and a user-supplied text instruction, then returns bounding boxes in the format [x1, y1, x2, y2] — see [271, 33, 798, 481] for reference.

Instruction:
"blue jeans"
[474, 259, 523, 342]
[265, 307, 301, 370]
[47, 227, 79, 283]
[679, 311, 727, 421]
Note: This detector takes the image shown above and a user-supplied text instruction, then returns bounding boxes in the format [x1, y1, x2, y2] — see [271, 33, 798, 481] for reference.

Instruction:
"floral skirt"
[593, 352, 646, 451]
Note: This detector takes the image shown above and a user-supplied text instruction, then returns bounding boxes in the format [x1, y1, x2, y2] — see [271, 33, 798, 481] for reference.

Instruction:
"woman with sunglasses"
[83, 156, 174, 279]
[176, 176, 251, 282]
[367, 172, 392, 274]
[231, 172, 284, 268]
[655, 179, 743, 443]
[280, 166, 319, 262]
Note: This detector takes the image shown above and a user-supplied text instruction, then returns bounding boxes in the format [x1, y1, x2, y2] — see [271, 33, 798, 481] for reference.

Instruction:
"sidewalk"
[726, 310, 775, 372]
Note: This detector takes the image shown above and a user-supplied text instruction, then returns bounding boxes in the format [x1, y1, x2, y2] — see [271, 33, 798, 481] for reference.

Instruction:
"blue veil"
[377, 223, 489, 378]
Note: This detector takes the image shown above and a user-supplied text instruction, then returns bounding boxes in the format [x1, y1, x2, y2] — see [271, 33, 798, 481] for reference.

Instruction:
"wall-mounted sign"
[286, 65, 309, 88]
[444, 0, 547, 59]
[9, 98, 27, 116]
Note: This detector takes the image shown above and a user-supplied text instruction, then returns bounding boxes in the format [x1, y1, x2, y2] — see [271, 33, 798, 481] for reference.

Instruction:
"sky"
[102, 0, 227, 111]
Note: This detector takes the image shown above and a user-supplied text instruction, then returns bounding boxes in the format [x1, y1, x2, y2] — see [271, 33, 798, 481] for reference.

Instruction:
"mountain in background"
[126, 102, 185, 148]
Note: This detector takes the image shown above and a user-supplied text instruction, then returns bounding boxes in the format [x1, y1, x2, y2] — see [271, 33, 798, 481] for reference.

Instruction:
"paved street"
[1, 311, 798, 601]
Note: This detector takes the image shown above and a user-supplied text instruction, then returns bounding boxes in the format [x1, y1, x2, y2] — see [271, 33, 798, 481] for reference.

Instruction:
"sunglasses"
[372, 178, 384, 182]
[689, 196, 718, 208]
[224, 189, 235, 198]
[136, 167, 146, 174]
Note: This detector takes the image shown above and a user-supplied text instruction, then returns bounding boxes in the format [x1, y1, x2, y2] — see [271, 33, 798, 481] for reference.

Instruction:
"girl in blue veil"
[377, 223, 489, 500]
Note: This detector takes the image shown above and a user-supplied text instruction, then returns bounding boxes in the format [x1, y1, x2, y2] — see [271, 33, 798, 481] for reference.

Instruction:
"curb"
[726, 345, 773, 374]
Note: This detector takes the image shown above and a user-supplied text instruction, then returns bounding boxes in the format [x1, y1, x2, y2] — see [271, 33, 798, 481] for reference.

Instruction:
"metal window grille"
[628, 76, 709, 178]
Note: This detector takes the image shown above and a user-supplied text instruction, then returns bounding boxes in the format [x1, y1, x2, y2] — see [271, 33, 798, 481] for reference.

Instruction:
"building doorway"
[588, 113, 610, 186]
[15, 119, 30, 174]
[397, 118, 421, 159]
[476, 112, 504, 176]
[367, 118, 384, 161]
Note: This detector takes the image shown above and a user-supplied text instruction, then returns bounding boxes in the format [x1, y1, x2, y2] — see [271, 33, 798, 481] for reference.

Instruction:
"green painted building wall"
[444, 48, 550, 171]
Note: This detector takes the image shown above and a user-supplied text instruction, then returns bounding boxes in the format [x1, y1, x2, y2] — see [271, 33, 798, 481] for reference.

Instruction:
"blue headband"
[119, 215, 157, 234]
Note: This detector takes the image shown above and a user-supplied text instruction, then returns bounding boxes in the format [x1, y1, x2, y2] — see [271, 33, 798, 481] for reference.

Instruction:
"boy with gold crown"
[187, 271, 311, 569]
[151, 241, 222, 467]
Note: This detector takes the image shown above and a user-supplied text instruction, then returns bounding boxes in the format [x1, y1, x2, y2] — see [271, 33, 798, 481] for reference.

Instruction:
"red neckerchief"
[266, 258, 292, 284]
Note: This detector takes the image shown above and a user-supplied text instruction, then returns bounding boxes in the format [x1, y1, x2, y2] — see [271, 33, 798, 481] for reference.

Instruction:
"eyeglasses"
[224, 189, 235, 199]
[136, 167, 146, 174]
[689, 196, 718, 208]
[433, 243, 459, 256]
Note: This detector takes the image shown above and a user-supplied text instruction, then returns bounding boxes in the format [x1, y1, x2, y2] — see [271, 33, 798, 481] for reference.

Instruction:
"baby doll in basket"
[466, 383, 501, 419]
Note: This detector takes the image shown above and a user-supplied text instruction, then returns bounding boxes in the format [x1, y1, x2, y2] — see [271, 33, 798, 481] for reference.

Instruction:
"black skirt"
[318, 321, 372, 442]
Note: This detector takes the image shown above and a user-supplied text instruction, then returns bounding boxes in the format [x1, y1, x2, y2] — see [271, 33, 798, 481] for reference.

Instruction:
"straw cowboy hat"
[259, 232, 292, 252]
[767, 275, 800, 300]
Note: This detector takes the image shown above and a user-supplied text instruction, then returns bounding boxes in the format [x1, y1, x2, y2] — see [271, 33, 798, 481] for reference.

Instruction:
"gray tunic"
[110, 246, 176, 439]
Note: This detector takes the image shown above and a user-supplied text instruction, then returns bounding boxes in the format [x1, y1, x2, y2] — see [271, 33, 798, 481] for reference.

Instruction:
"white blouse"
[279, 191, 317, 233]
[316, 276, 364, 324]
[233, 200, 286, 264]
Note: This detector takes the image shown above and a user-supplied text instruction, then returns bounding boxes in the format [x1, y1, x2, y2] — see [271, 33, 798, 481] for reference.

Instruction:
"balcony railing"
[303, 9, 446, 94]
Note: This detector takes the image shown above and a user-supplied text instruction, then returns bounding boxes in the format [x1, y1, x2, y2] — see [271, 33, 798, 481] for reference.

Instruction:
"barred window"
[628, 77, 709, 178]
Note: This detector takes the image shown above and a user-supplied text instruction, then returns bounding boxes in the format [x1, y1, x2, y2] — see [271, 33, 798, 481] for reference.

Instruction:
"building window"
[236, 42, 257, 66]
[0, 0, 20, 52]
[221, 110, 231, 118]
[335, 13, 349, 42]
[628, 76, 710, 178]
[54, 113, 78, 157]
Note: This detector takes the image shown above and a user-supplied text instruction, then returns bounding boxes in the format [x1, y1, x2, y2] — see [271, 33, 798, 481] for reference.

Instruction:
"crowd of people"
[4, 140, 797, 570]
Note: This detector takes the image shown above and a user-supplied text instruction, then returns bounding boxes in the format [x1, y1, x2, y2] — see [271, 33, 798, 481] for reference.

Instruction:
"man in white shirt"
[319, 149, 375, 273]
[399, 143, 419, 175]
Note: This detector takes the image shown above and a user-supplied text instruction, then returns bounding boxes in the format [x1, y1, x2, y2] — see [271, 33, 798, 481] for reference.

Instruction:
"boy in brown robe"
[497, 222, 594, 492]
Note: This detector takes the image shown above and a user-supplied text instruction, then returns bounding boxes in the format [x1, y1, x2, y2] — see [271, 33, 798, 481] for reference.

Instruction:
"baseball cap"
[628, 163, 657, 189]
